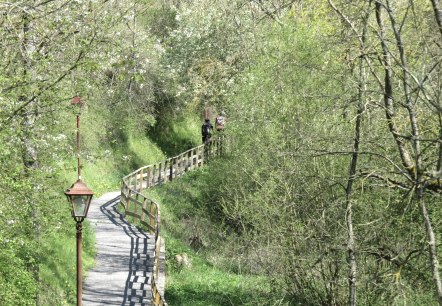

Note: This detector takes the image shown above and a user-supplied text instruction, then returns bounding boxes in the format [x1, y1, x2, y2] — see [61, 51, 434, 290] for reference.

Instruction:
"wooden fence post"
[150, 201, 155, 231]
[134, 193, 139, 223]
[212, 139, 215, 157]
[129, 175, 133, 190]
[153, 164, 158, 187]
[141, 198, 147, 223]
[184, 151, 189, 172]
[207, 143, 210, 162]
[155, 288, 160, 305]
[158, 162, 162, 184]
[200, 146, 204, 167]
[139, 168, 144, 194]
[125, 189, 132, 213]
[169, 158, 174, 181]
[180, 154, 184, 175]
[146, 167, 152, 188]
[121, 182, 126, 207]
[164, 160, 168, 183]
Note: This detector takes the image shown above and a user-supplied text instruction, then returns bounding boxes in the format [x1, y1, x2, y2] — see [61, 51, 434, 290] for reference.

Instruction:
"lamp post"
[64, 96, 94, 306]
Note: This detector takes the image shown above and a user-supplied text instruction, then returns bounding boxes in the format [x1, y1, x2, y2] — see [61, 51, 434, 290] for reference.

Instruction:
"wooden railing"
[120, 137, 224, 305]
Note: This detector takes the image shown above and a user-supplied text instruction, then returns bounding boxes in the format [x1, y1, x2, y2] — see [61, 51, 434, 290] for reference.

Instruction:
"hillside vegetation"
[1, 0, 442, 305]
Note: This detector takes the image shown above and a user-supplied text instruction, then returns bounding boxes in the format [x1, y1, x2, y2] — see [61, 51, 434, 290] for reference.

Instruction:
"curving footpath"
[82, 191, 157, 305]
[83, 139, 222, 305]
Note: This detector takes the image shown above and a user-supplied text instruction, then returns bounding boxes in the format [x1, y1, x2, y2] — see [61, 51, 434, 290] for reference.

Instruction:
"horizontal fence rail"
[120, 137, 224, 305]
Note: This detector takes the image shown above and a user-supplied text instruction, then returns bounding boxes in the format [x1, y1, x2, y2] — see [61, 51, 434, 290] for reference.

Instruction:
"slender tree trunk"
[430, 0, 442, 37]
[375, 2, 414, 172]
[328, 2, 372, 304]
[345, 16, 369, 305]
[431, 0, 442, 176]
[376, 2, 415, 172]
[418, 185, 442, 305]
[345, 100, 361, 306]
[128, 0, 137, 95]
[377, 2, 442, 303]
[385, 0, 421, 177]
[438, 115, 442, 174]
[20, 13, 39, 170]
[19, 12, 41, 305]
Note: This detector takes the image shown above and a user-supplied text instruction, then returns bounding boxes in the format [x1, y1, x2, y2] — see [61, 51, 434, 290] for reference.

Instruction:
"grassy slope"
[149, 169, 283, 306]
[139, 113, 286, 305]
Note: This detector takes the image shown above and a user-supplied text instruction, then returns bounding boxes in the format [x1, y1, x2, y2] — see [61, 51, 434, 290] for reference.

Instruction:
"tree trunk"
[375, 2, 414, 174]
[19, 13, 39, 170]
[377, 2, 442, 303]
[418, 186, 442, 305]
[19, 11, 41, 305]
[431, 0, 442, 176]
[345, 17, 369, 306]
[385, 0, 421, 178]
[430, 0, 442, 37]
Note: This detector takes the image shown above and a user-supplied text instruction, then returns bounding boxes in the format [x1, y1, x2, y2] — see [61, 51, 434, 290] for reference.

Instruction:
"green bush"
[0, 249, 37, 306]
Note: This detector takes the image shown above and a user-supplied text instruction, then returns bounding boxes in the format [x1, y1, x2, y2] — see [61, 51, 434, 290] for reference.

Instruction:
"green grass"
[60, 130, 165, 196]
[38, 221, 95, 305]
[164, 234, 275, 306]
[148, 168, 288, 306]
[148, 113, 201, 156]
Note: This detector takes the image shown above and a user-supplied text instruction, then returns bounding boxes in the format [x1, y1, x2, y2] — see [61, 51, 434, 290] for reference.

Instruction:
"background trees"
[0, 1, 161, 304]
[1, 0, 441, 304]
[182, 0, 442, 304]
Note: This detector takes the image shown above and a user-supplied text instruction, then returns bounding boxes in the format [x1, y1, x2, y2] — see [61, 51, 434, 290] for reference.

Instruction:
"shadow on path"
[83, 192, 155, 306]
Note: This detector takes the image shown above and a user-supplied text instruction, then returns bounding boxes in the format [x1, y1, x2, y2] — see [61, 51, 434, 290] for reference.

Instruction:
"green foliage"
[0, 0, 172, 301]
[161, 0, 253, 112]
[146, 5, 178, 40]
[1, 0, 442, 304]
[151, 169, 289, 305]
[0, 248, 37, 305]
[166, 255, 275, 306]
[0, 133, 96, 305]
[38, 222, 95, 305]
[148, 112, 201, 156]
[168, 2, 442, 304]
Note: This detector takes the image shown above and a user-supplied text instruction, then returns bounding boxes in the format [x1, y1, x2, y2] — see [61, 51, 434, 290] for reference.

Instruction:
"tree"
[0, 1, 145, 303]
[194, 0, 442, 304]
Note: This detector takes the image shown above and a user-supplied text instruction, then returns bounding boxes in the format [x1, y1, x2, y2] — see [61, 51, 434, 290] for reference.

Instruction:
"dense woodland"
[1, 0, 442, 305]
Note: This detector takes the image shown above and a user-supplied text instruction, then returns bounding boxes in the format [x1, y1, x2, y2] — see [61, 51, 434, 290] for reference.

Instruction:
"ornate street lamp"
[64, 96, 94, 306]
[65, 179, 94, 223]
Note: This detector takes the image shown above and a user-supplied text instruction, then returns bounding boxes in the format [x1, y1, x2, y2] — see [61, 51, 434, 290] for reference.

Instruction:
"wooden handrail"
[120, 137, 224, 305]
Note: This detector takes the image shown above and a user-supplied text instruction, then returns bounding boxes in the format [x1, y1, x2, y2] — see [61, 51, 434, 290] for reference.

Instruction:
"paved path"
[82, 191, 155, 305]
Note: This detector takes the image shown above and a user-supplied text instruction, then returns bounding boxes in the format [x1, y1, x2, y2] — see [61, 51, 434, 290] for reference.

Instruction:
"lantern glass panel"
[71, 195, 90, 217]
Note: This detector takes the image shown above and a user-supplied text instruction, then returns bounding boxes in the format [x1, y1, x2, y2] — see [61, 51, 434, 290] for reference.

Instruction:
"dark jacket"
[202, 121, 213, 136]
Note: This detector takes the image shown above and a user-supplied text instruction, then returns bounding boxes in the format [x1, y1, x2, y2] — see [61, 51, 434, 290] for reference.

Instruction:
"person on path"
[215, 111, 226, 132]
[201, 118, 213, 144]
